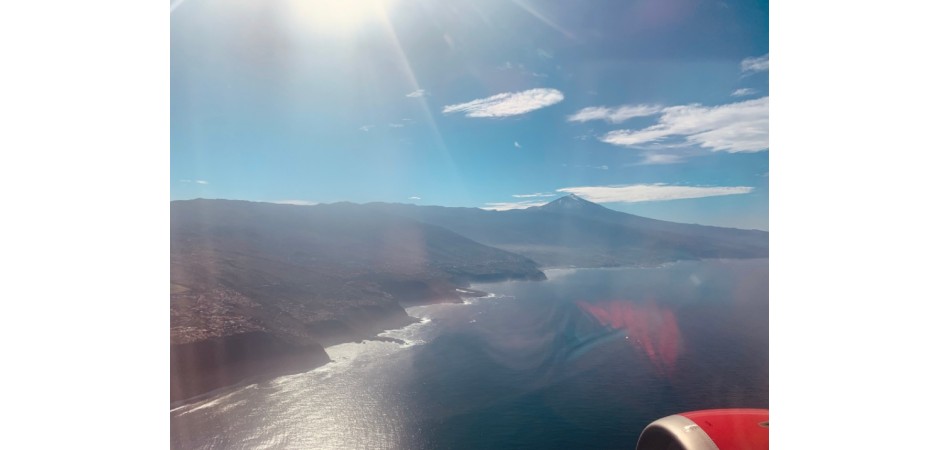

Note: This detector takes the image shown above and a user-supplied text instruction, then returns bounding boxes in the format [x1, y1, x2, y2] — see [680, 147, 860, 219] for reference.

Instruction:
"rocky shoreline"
[169, 197, 766, 407]
[170, 281, 514, 406]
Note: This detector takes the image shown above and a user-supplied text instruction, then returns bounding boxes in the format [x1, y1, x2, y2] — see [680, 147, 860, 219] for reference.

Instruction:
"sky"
[171, 0, 769, 230]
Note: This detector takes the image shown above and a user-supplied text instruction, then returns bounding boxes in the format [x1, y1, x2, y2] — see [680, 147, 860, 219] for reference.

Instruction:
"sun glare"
[289, 0, 389, 35]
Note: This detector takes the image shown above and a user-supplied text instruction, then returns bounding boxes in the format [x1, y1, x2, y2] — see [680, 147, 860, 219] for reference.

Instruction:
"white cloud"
[406, 89, 426, 98]
[273, 200, 317, 206]
[601, 128, 670, 147]
[536, 48, 554, 59]
[180, 179, 209, 185]
[443, 88, 564, 118]
[514, 141, 522, 148]
[567, 104, 663, 123]
[600, 97, 768, 152]
[359, 125, 374, 132]
[731, 88, 757, 97]
[408, 196, 421, 200]
[637, 154, 685, 165]
[741, 54, 769, 74]
[512, 192, 555, 198]
[557, 184, 754, 203]
[388, 123, 405, 128]
[481, 200, 548, 211]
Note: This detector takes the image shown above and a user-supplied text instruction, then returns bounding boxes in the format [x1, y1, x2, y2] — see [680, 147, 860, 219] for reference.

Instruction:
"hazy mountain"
[366, 194, 769, 267]
[170, 199, 544, 403]
[170, 196, 767, 403]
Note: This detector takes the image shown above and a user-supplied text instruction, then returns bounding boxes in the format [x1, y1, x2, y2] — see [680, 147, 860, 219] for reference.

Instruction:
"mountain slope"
[366, 194, 768, 267]
[170, 196, 767, 402]
[170, 199, 545, 403]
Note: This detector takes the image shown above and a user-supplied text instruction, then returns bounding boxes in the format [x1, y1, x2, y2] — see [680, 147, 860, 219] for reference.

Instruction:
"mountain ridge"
[360, 197, 767, 268]
[170, 199, 545, 404]
[170, 197, 767, 404]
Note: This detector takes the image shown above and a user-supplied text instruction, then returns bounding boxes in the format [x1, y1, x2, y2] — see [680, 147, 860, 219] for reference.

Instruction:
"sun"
[288, 0, 389, 35]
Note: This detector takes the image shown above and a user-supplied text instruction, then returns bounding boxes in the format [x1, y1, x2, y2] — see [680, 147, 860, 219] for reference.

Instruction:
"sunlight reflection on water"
[171, 260, 767, 450]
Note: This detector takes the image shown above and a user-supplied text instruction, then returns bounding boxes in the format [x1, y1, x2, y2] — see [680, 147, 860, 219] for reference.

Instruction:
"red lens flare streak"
[577, 300, 682, 377]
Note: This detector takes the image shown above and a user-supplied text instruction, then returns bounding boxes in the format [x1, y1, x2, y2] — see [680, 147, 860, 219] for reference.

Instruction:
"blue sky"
[171, 0, 769, 230]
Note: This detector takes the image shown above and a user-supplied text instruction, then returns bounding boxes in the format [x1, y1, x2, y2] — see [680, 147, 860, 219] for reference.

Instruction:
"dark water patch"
[170, 259, 767, 449]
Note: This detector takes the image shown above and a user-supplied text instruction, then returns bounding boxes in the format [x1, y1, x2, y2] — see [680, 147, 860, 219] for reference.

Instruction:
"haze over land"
[170, 195, 767, 403]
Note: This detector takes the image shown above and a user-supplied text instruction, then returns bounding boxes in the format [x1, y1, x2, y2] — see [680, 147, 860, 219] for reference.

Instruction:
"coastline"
[539, 256, 770, 272]
[170, 285, 498, 409]
[171, 258, 765, 408]
[171, 259, 769, 448]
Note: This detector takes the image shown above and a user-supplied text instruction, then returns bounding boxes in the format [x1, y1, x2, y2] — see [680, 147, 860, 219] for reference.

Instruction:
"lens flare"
[288, 0, 388, 35]
[578, 300, 682, 378]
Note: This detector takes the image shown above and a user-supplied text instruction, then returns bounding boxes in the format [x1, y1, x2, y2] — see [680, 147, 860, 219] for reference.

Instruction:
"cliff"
[170, 195, 768, 404]
[170, 199, 546, 404]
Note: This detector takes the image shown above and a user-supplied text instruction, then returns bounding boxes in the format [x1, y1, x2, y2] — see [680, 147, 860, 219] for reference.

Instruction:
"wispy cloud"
[359, 125, 374, 132]
[408, 196, 421, 201]
[273, 200, 317, 206]
[557, 184, 753, 203]
[443, 88, 564, 118]
[574, 132, 595, 141]
[406, 89, 426, 98]
[512, 192, 556, 198]
[562, 164, 609, 170]
[536, 48, 554, 59]
[741, 54, 769, 74]
[180, 179, 209, 185]
[600, 97, 768, 153]
[567, 104, 663, 123]
[731, 88, 757, 97]
[481, 200, 548, 211]
[388, 123, 405, 128]
[497, 61, 548, 79]
[514, 141, 522, 148]
[636, 154, 685, 165]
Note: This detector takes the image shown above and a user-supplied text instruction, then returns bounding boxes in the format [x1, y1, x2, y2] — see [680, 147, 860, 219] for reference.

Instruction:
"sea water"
[170, 259, 768, 449]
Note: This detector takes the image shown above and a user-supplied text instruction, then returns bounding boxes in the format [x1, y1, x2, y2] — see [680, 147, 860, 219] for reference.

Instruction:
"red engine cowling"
[635, 409, 768, 450]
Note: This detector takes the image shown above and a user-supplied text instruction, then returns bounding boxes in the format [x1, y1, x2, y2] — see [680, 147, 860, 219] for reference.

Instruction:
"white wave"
[398, 339, 427, 348]
[172, 385, 253, 416]
[543, 268, 580, 280]
[466, 292, 512, 306]
[379, 316, 434, 347]
[269, 371, 311, 386]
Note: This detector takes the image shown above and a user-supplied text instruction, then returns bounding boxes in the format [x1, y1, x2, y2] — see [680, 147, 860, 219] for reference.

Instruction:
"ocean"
[171, 259, 768, 449]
